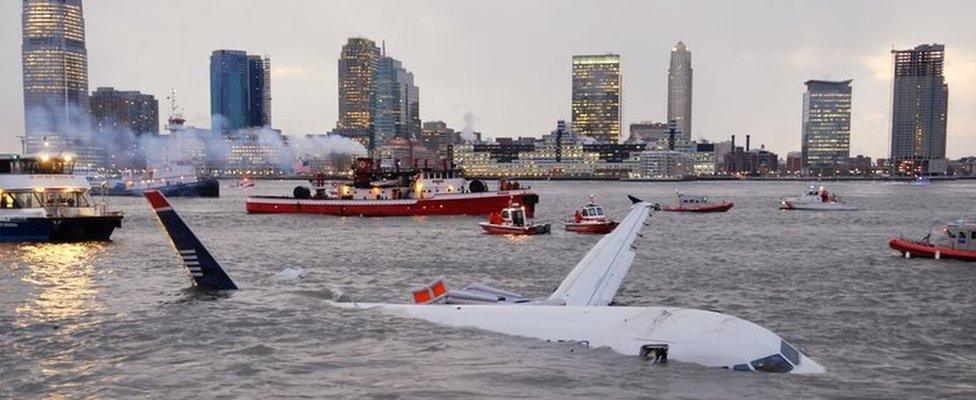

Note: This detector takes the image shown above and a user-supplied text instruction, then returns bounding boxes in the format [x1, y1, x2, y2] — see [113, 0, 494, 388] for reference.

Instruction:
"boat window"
[959, 232, 968, 240]
[948, 231, 956, 238]
[501, 210, 510, 220]
[750, 354, 793, 373]
[780, 341, 800, 365]
[582, 208, 590, 217]
[595, 207, 604, 215]
[0, 193, 15, 209]
[511, 210, 525, 226]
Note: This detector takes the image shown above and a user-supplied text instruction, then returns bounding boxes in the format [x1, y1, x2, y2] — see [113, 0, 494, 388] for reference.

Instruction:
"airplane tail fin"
[548, 194, 653, 306]
[144, 190, 238, 290]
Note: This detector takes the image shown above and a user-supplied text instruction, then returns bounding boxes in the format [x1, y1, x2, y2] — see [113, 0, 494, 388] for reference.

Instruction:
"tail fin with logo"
[144, 190, 238, 290]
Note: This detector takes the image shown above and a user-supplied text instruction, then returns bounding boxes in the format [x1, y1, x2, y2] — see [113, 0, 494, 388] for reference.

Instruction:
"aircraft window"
[750, 354, 793, 373]
[732, 364, 751, 372]
[780, 341, 800, 365]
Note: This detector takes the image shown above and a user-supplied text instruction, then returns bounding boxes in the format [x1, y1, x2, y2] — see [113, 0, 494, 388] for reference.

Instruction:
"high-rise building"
[21, 0, 103, 168]
[336, 38, 382, 150]
[89, 87, 159, 136]
[247, 55, 272, 127]
[571, 54, 621, 143]
[210, 50, 271, 133]
[627, 121, 669, 144]
[374, 55, 420, 144]
[421, 121, 459, 160]
[890, 44, 949, 175]
[667, 41, 692, 140]
[801, 79, 852, 176]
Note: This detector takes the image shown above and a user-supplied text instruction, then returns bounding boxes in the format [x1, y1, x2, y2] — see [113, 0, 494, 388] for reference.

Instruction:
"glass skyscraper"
[889, 44, 948, 175]
[667, 41, 693, 140]
[210, 50, 271, 133]
[373, 55, 420, 144]
[571, 54, 621, 143]
[21, 0, 100, 166]
[801, 79, 852, 176]
[336, 38, 382, 150]
[89, 87, 159, 136]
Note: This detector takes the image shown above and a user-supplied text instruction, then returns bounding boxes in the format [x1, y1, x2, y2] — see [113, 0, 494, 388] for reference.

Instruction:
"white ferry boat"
[0, 154, 123, 242]
[780, 186, 857, 211]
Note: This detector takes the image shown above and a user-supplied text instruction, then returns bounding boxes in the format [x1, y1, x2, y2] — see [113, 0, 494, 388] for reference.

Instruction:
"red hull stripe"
[663, 202, 734, 213]
[144, 190, 171, 210]
[889, 238, 976, 262]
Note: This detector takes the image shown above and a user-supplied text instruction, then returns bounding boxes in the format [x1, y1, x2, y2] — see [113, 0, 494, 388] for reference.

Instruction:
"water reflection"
[15, 243, 106, 330]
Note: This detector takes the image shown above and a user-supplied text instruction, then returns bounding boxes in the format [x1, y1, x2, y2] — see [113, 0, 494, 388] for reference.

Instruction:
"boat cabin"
[939, 221, 976, 251]
[489, 203, 527, 227]
[678, 195, 710, 205]
[0, 154, 75, 175]
[0, 154, 103, 217]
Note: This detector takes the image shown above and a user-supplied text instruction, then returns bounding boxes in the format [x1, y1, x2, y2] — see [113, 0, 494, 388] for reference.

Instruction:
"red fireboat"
[661, 193, 733, 213]
[479, 202, 551, 235]
[246, 158, 538, 217]
[564, 196, 618, 234]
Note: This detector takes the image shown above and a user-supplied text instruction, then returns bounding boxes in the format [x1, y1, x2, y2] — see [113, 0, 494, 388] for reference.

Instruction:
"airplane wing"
[547, 195, 654, 306]
[144, 190, 238, 290]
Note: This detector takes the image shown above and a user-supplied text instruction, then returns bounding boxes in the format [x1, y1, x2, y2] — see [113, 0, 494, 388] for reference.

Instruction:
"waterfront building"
[637, 150, 693, 179]
[222, 128, 289, 176]
[336, 38, 382, 150]
[377, 136, 435, 171]
[210, 50, 271, 133]
[890, 44, 948, 175]
[667, 42, 693, 140]
[627, 121, 669, 144]
[690, 141, 716, 176]
[571, 54, 621, 143]
[785, 151, 802, 174]
[374, 55, 420, 144]
[723, 135, 778, 175]
[802, 79, 851, 176]
[89, 87, 159, 136]
[421, 121, 460, 161]
[848, 155, 873, 175]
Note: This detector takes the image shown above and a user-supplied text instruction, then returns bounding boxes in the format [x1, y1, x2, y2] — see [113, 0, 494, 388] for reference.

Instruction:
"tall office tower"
[89, 87, 159, 136]
[210, 50, 271, 133]
[337, 38, 382, 150]
[247, 55, 272, 127]
[890, 44, 948, 175]
[571, 54, 621, 143]
[801, 79, 852, 176]
[21, 0, 102, 167]
[374, 55, 420, 144]
[667, 41, 692, 140]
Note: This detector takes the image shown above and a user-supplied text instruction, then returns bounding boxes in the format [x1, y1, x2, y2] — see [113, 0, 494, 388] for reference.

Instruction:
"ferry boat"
[480, 202, 550, 235]
[95, 161, 219, 197]
[246, 158, 539, 217]
[0, 154, 123, 242]
[564, 196, 618, 234]
[662, 193, 733, 213]
[890, 218, 976, 261]
[780, 186, 856, 211]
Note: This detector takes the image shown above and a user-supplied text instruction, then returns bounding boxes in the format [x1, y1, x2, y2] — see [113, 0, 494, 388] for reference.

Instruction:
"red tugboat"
[480, 202, 551, 235]
[564, 196, 619, 234]
[661, 193, 734, 213]
[246, 158, 538, 217]
[890, 218, 976, 262]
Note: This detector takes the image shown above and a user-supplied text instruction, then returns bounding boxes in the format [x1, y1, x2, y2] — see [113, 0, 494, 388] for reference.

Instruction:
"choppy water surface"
[2, 180, 976, 399]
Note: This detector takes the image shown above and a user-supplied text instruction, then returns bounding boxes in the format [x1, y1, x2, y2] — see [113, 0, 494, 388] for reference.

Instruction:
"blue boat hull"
[0, 216, 123, 243]
[103, 177, 219, 197]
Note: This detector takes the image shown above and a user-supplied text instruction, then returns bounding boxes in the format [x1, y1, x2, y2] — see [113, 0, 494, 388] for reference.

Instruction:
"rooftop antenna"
[382, 40, 386, 57]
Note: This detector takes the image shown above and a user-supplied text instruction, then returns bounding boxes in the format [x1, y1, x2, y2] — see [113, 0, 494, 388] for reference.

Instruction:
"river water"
[1, 180, 975, 399]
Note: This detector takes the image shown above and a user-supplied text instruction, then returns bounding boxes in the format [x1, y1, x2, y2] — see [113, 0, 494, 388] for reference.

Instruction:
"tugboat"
[0, 154, 123, 242]
[246, 158, 539, 217]
[661, 193, 734, 213]
[890, 218, 976, 261]
[97, 161, 219, 197]
[564, 196, 619, 234]
[480, 202, 550, 235]
[780, 186, 856, 211]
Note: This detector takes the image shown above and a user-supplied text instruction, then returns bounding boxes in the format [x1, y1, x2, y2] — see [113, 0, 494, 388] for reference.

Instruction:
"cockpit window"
[780, 341, 800, 365]
[750, 354, 794, 373]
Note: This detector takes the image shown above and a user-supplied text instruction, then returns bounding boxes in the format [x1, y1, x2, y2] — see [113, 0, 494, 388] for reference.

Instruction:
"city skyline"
[2, 1, 976, 159]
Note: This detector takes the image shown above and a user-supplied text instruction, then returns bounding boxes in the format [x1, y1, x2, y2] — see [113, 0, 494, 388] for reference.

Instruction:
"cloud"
[271, 66, 307, 79]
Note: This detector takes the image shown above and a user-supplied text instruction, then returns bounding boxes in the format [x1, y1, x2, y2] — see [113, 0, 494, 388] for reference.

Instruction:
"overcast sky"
[1, 0, 974, 158]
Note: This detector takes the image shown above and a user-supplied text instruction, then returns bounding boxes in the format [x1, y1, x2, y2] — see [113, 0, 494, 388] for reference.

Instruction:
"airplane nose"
[791, 354, 826, 374]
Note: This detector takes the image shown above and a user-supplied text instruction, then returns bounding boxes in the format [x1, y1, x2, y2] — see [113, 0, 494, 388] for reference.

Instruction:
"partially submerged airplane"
[145, 190, 824, 374]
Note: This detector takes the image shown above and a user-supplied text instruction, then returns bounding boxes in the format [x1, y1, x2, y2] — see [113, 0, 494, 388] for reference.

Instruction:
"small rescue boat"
[890, 218, 976, 262]
[564, 197, 618, 234]
[662, 193, 733, 213]
[480, 202, 550, 235]
[236, 177, 255, 189]
[780, 186, 856, 211]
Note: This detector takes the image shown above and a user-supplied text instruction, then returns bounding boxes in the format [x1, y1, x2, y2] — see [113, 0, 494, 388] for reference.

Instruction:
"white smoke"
[460, 111, 478, 142]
